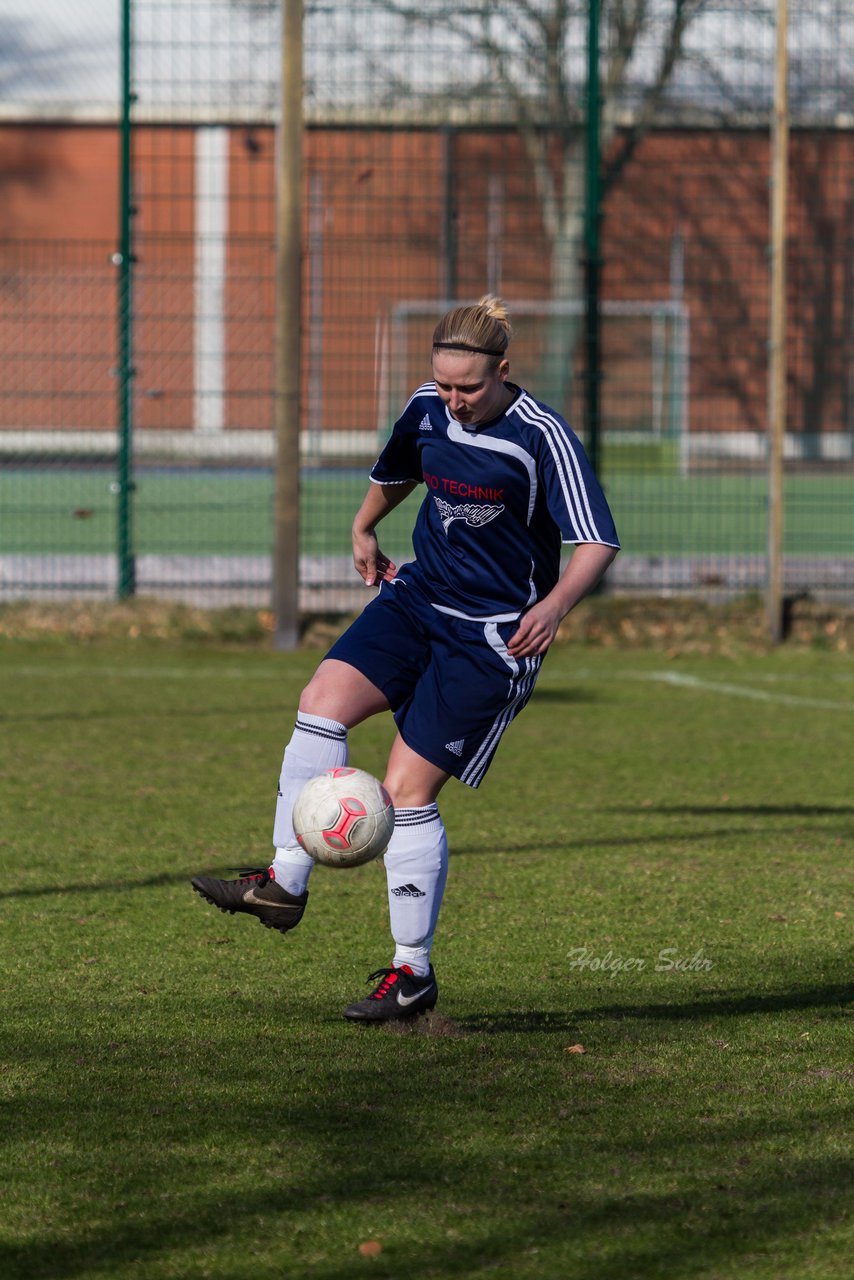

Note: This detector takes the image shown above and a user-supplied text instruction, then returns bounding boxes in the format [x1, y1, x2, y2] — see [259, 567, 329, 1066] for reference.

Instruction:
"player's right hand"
[353, 529, 397, 587]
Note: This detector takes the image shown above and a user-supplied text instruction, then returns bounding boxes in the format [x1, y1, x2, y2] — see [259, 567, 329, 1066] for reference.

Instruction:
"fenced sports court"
[1, 2, 853, 615]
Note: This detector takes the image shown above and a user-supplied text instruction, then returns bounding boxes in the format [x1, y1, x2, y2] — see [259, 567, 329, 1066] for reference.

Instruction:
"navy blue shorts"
[326, 575, 543, 788]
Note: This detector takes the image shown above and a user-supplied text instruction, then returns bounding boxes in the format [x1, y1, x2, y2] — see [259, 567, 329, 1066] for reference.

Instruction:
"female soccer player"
[192, 296, 619, 1022]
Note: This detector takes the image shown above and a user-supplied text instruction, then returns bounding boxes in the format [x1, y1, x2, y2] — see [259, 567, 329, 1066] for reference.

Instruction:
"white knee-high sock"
[271, 713, 348, 895]
[384, 804, 448, 977]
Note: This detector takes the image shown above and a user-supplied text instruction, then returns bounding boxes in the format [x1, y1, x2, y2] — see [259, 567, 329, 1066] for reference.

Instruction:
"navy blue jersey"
[370, 381, 619, 621]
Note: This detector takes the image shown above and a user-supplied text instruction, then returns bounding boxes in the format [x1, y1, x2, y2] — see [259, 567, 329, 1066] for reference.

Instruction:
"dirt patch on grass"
[382, 1011, 470, 1038]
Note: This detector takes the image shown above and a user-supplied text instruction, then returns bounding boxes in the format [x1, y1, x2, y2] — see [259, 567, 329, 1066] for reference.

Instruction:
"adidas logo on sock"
[445, 738, 465, 756]
[391, 883, 426, 898]
[418, 415, 432, 432]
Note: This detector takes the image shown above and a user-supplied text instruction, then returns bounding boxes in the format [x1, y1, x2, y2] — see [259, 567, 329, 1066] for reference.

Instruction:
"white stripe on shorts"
[461, 638, 541, 788]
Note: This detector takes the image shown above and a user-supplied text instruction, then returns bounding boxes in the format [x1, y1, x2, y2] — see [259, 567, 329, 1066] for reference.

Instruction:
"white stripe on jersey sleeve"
[516, 395, 604, 543]
[400, 382, 441, 414]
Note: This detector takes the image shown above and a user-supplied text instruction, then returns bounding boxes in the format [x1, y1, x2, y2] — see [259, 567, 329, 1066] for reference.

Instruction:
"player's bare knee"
[297, 673, 328, 717]
[297, 661, 347, 717]
[382, 775, 437, 810]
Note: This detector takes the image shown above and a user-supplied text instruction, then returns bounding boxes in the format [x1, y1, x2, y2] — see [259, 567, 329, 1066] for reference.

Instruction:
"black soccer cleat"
[343, 964, 438, 1023]
[191, 866, 307, 935]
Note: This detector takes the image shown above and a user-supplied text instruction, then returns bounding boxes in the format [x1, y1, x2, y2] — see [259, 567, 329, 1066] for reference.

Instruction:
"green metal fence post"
[116, 0, 136, 597]
[584, 0, 602, 481]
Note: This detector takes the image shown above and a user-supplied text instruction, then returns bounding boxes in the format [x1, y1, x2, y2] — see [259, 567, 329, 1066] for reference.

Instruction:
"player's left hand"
[507, 602, 562, 657]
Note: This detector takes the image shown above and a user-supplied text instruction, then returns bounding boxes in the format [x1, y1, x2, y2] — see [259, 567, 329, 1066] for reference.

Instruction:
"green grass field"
[3, 465, 853, 558]
[1, 633, 851, 1279]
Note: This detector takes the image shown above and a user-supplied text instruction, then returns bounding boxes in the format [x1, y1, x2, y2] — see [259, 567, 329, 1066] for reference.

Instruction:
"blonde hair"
[432, 294, 512, 365]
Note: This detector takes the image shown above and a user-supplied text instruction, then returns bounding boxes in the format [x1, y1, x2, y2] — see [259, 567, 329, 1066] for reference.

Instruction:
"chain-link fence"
[2, 1, 853, 609]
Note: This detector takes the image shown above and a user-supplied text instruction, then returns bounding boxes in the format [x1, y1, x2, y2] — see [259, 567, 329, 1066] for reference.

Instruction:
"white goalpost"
[381, 298, 691, 473]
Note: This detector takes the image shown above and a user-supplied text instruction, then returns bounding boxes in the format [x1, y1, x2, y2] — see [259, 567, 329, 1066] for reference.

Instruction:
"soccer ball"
[292, 767, 395, 868]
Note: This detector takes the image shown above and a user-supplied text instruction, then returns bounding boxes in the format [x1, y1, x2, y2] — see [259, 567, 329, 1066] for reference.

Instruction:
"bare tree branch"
[603, 0, 709, 198]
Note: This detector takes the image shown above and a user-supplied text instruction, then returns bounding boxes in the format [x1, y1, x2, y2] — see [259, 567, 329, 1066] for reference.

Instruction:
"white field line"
[534, 666, 854, 710]
[627, 670, 854, 711]
[749, 671, 854, 683]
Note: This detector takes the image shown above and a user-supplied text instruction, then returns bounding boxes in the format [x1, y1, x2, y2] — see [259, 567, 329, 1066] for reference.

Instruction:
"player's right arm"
[352, 481, 418, 586]
[355, 389, 425, 585]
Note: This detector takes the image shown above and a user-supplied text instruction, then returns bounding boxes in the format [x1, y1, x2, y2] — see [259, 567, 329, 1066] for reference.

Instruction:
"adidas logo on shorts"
[445, 739, 465, 756]
[418, 415, 432, 432]
[392, 883, 426, 898]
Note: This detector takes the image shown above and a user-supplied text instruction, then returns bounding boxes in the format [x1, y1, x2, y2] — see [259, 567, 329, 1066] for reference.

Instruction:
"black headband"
[433, 341, 506, 358]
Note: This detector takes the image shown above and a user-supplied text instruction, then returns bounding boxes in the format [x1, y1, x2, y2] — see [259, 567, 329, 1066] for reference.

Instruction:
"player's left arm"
[506, 542, 618, 658]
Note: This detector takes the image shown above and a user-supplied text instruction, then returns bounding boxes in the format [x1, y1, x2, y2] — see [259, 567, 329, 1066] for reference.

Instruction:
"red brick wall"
[0, 125, 118, 429]
[1, 121, 852, 438]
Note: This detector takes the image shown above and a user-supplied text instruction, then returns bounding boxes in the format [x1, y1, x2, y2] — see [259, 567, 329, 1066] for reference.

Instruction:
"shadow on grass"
[607, 803, 854, 817]
[5, 1157, 852, 1280]
[572, 983, 854, 1021]
[1, 1007, 852, 1280]
[528, 687, 603, 705]
[460, 982, 852, 1033]
[0, 870, 201, 901]
[450, 818, 847, 856]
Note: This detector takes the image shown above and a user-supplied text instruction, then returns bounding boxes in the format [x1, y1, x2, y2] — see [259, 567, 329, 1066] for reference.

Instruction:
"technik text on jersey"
[423, 471, 505, 503]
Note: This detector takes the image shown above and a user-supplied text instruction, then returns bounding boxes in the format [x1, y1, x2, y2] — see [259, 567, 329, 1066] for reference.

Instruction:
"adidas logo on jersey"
[418, 415, 432, 432]
[391, 883, 426, 898]
[445, 739, 465, 757]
